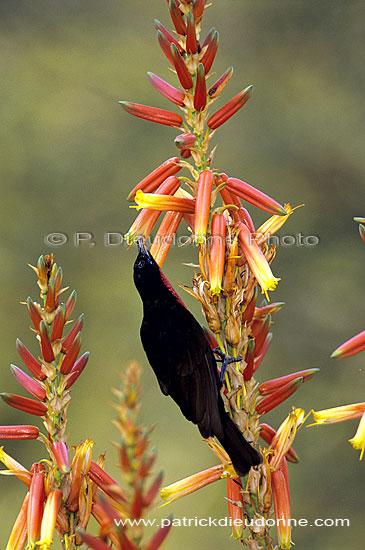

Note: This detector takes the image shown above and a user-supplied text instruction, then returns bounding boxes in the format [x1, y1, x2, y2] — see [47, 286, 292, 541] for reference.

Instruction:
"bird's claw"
[213, 348, 244, 384]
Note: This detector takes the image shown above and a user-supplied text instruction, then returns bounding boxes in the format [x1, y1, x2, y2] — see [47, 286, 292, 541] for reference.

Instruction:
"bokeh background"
[0, 0, 364, 548]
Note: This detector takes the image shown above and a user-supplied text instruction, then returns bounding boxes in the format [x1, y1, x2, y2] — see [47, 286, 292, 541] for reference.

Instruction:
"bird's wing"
[168, 307, 224, 439]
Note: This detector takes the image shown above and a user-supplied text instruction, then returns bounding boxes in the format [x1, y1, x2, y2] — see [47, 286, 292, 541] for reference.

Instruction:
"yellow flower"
[161, 464, 229, 505]
[255, 204, 302, 246]
[270, 408, 305, 469]
[349, 412, 365, 460]
[311, 402, 365, 424]
[133, 189, 195, 213]
[237, 221, 280, 299]
[0, 447, 31, 486]
[39, 490, 62, 549]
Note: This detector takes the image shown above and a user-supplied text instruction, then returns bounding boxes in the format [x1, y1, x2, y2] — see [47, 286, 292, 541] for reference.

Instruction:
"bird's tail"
[217, 413, 262, 477]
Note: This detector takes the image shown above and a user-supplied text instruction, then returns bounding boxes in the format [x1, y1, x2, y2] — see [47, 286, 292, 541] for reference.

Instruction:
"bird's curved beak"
[137, 237, 148, 255]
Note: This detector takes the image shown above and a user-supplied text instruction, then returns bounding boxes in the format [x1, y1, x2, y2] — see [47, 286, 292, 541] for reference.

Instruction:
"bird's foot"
[213, 348, 244, 384]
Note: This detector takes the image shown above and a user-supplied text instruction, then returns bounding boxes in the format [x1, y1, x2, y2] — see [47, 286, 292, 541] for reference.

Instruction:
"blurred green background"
[0, 0, 364, 548]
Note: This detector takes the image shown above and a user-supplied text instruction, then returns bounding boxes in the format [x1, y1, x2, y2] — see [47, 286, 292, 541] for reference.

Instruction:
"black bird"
[133, 239, 262, 476]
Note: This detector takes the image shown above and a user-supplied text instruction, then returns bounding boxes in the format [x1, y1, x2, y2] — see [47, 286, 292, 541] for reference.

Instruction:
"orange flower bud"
[120, 101, 183, 128]
[207, 86, 252, 129]
[194, 63, 207, 111]
[147, 73, 185, 106]
[186, 12, 198, 53]
[259, 368, 319, 396]
[255, 378, 303, 415]
[0, 393, 47, 416]
[171, 43, 194, 90]
[331, 330, 365, 359]
[0, 425, 39, 441]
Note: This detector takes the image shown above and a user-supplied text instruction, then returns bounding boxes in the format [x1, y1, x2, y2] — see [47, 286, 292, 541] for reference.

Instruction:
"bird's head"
[133, 238, 162, 296]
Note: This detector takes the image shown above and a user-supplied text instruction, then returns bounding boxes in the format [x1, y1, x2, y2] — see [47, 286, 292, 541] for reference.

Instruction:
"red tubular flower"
[128, 157, 181, 200]
[208, 66, 234, 98]
[243, 338, 255, 381]
[0, 393, 47, 416]
[256, 377, 303, 415]
[156, 29, 175, 64]
[226, 177, 286, 216]
[254, 302, 285, 320]
[207, 86, 253, 130]
[171, 43, 194, 90]
[237, 207, 256, 233]
[60, 332, 82, 374]
[150, 211, 183, 267]
[143, 471, 164, 507]
[0, 425, 39, 440]
[144, 515, 173, 550]
[200, 30, 219, 73]
[65, 290, 77, 321]
[331, 330, 365, 359]
[154, 19, 182, 51]
[27, 463, 45, 546]
[16, 339, 46, 381]
[193, 0, 207, 19]
[10, 365, 46, 401]
[39, 321, 55, 363]
[62, 313, 84, 352]
[65, 351, 90, 389]
[254, 333, 272, 372]
[259, 368, 319, 396]
[45, 278, 56, 312]
[120, 101, 183, 128]
[253, 314, 271, 356]
[209, 214, 226, 295]
[88, 460, 127, 502]
[169, 0, 187, 35]
[174, 133, 197, 149]
[76, 530, 112, 550]
[26, 297, 42, 331]
[147, 72, 185, 106]
[272, 459, 292, 549]
[186, 12, 198, 54]
[259, 423, 299, 464]
[52, 441, 70, 473]
[51, 304, 66, 341]
[194, 169, 214, 243]
[218, 181, 240, 208]
[227, 477, 244, 540]
[194, 63, 207, 111]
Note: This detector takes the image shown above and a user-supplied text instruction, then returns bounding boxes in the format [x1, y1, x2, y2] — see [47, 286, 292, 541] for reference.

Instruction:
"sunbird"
[133, 239, 262, 476]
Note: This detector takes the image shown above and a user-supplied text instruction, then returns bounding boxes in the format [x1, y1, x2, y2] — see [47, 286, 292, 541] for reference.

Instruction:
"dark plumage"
[133, 239, 262, 476]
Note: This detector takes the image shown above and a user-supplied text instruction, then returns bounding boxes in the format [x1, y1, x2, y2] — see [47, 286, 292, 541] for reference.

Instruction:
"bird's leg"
[213, 348, 244, 384]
